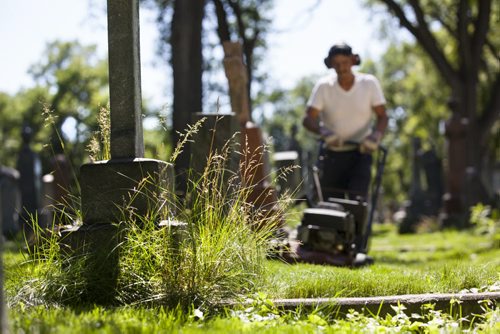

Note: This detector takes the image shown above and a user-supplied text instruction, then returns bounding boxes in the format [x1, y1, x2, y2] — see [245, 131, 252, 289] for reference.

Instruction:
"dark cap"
[324, 43, 361, 68]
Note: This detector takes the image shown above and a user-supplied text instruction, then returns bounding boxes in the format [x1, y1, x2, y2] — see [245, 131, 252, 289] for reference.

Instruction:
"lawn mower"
[289, 144, 388, 267]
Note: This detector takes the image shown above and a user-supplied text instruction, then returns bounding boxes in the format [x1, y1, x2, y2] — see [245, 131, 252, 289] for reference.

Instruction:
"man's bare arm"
[303, 106, 322, 135]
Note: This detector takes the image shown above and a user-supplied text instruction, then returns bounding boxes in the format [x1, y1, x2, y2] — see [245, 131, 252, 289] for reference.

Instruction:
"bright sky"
[0, 0, 385, 109]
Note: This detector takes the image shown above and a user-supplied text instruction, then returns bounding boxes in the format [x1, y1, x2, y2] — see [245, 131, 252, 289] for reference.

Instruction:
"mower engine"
[297, 198, 368, 265]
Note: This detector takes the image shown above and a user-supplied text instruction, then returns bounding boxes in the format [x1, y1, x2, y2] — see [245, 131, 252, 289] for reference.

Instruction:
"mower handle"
[323, 139, 387, 154]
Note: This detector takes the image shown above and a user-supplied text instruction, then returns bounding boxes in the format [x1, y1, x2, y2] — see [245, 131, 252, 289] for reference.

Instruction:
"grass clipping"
[13, 117, 288, 309]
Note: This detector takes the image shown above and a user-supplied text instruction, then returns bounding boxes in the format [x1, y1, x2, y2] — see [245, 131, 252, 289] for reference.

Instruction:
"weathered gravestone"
[60, 0, 174, 303]
[273, 125, 306, 198]
[0, 166, 21, 238]
[399, 138, 445, 233]
[420, 147, 444, 216]
[40, 139, 73, 228]
[0, 221, 5, 334]
[190, 112, 240, 176]
[399, 137, 427, 233]
[16, 124, 42, 238]
[0, 166, 20, 332]
[222, 42, 280, 223]
[273, 151, 302, 196]
[0, 168, 14, 334]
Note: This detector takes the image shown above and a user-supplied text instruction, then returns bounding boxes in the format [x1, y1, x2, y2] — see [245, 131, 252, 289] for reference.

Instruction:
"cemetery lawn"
[3, 224, 499, 333]
[263, 224, 499, 299]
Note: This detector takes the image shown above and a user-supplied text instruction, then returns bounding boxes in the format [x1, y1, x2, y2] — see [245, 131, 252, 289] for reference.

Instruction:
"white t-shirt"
[307, 72, 386, 145]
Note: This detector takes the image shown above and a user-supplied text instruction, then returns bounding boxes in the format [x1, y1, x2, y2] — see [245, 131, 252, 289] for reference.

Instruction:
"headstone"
[60, 0, 174, 303]
[273, 151, 301, 196]
[40, 152, 73, 228]
[420, 147, 444, 216]
[399, 139, 446, 233]
[0, 221, 5, 334]
[190, 112, 240, 176]
[76, 0, 174, 227]
[0, 168, 14, 334]
[16, 124, 42, 237]
[222, 41, 282, 229]
[241, 124, 281, 229]
[399, 137, 426, 233]
[0, 166, 21, 238]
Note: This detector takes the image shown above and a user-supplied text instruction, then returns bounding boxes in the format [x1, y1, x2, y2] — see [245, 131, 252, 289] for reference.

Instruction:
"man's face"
[331, 54, 353, 76]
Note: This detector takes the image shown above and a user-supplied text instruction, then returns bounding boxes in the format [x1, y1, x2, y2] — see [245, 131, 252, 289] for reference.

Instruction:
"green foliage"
[87, 105, 111, 162]
[374, 42, 449, 203]
[0, 40, 109, 169]
[366, 0, 500, 206]
[470, 203, 500, 247]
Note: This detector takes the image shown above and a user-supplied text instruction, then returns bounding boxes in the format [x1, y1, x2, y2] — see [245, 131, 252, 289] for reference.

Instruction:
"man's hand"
[324, 133, 344, 147]
[320, 126, 343, 147]
[360, 131, 382, 153]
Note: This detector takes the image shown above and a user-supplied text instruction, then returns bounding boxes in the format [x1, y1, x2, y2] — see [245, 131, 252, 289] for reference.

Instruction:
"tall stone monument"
[61, 0, 173, 303]
[442, 101, 468, 227]
[0, 166, 21, 237]
[222, 41, 280, 226]
[16, 124, 42, 237]
[0, 183, 6, 334]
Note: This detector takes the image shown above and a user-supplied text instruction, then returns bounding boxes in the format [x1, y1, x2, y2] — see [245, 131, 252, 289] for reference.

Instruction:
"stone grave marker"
[0, 223, 5, 334]
[0, 168, 13, 332]
[222, 41, 280, 226]
[61, 0, 174, 303]
[16, 124, 42, 238]
[40, 152, 73, 228]
[0, 166, 21, 238]
[190, 111, 240, 177]
[273, 151, 302, 196]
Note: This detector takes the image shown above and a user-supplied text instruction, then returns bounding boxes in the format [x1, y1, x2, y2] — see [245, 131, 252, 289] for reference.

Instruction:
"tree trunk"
[171, 0, 205, 194]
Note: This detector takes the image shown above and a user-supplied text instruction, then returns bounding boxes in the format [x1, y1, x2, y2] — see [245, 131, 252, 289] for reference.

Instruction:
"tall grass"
[9, 114, 289, 309]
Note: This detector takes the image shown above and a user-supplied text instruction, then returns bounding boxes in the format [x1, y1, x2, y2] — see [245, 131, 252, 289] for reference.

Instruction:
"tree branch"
[457, 0, 471, 71]
[381, 0, 459, 89]
[212, 0, 231, 43]
[471, 0, 492, 75]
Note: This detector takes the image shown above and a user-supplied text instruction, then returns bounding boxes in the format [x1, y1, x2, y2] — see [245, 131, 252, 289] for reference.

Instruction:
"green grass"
[4, 224, 499, 333]
[4, 290, 499, 333]
[262, 224, 499, 298]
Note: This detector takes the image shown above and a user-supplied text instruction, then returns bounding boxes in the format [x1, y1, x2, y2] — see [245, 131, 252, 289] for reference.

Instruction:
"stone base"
[80, 158, 174, 225]
[59, 223, 123, 304]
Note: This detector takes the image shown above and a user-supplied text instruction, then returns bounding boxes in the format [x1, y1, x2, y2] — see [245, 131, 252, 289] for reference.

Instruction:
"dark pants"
[318, 148, 373, 201]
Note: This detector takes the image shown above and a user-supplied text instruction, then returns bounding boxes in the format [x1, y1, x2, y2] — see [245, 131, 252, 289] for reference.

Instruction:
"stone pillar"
[0, 240, 5, 334]
[60, 0, 174, 304]
[399, 137, 426, 233]
[0, 172, 8, 334]
[442, 102, 468, 227]
[223, 41, 250, 126]
[107, 0, 144, 159]
[0, 166, 21, 237]
[16, 124, 42, 238]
